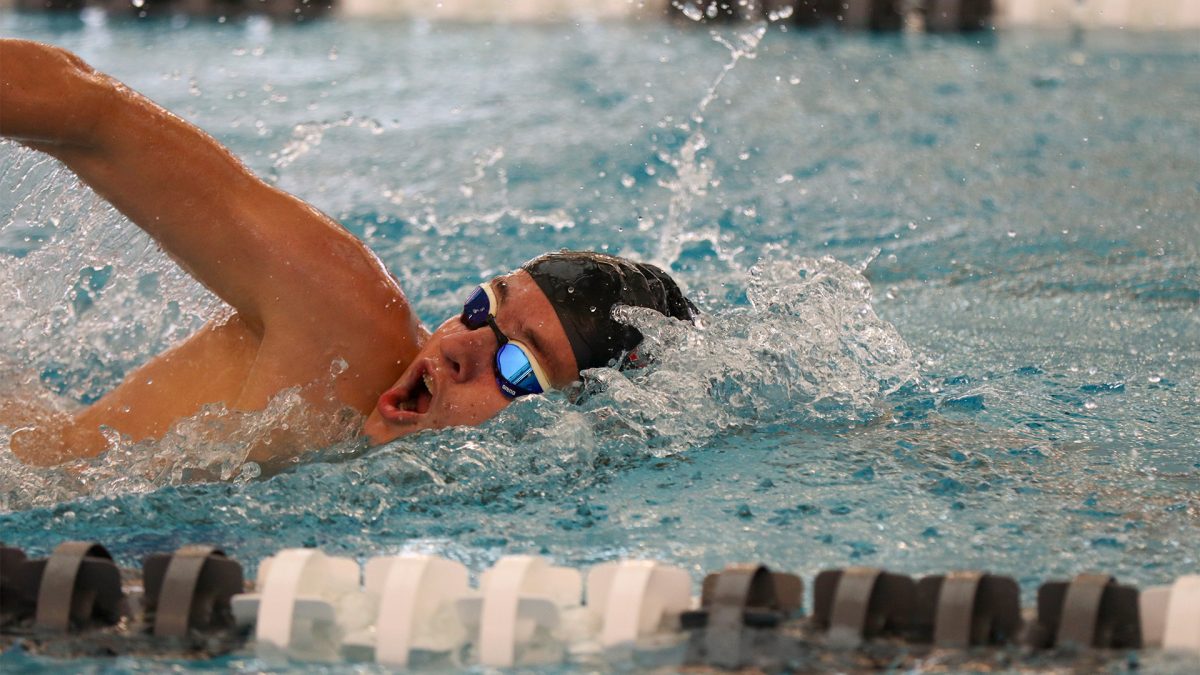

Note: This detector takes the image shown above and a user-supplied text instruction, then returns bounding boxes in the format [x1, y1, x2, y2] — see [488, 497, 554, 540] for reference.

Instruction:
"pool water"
[1, 10, 1198, 669]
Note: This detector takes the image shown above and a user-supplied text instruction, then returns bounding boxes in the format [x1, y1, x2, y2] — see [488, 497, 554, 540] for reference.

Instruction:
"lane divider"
[1, 541, 1197, 668]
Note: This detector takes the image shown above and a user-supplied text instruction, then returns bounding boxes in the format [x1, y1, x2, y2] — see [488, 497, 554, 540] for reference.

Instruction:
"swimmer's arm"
[0, 39, 412, 337]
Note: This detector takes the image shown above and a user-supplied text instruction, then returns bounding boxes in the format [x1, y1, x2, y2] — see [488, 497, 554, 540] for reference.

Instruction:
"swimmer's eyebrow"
[494, 279, 557, 379]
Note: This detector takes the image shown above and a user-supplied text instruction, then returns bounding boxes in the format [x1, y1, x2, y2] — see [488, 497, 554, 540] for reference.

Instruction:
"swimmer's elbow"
[0, 39, 114, 148]
[10, 426, 66, 467]
[9, 422, 107, 468]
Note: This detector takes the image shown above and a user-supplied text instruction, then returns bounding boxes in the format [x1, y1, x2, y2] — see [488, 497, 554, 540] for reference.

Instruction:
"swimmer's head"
[521, 251, 697, 373]
[363, 250, 695, 444]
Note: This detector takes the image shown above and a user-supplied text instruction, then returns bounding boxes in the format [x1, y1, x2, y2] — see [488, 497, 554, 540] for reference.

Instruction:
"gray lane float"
[30, 541, 125, 634]
[142, 545, 243, 639]
[915, 570, 1021, 648]
[1031, 573, 1142, 649]
[680, 563, 803, 667]
[814, 567, 916, 647]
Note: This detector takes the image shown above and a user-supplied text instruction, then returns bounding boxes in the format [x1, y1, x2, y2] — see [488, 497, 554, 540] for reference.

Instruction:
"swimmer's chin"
[362, 410, 424, 445]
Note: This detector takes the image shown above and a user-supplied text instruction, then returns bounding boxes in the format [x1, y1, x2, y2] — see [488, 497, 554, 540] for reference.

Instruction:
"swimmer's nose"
[439, 322, 497, 383]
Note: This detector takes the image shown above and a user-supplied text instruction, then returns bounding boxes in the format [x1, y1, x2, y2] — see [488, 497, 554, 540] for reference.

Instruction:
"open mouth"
[377, 363, 436, 422]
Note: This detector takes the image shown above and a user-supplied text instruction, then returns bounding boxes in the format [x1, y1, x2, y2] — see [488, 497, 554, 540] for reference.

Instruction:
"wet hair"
[522, 250, 697, 375]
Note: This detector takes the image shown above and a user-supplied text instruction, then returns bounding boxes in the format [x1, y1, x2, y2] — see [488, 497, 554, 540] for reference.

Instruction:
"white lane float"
[585, 559, 693, 650]
[340, 554, 470, 666]
[1141, 574, 1200, 655]
[455, 554, 582, 666]
[231, 548, 365, 661]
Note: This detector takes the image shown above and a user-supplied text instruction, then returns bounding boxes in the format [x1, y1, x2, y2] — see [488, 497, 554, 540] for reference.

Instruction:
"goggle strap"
[480, 282, 498, 318]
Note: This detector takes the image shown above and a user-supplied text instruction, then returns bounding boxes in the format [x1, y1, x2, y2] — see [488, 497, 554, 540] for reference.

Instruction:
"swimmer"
[0, 39, 696, 468]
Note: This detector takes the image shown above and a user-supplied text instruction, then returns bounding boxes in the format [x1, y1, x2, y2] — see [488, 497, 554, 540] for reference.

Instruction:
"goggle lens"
[461, 285, 492, 329]
[496, 343, 545, 396]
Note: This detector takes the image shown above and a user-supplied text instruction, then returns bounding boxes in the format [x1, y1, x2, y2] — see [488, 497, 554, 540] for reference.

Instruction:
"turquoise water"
[1, 11, 1198, 668]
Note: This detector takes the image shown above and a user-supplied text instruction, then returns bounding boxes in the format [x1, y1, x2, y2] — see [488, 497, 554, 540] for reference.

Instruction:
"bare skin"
[0, 39, 577, 467]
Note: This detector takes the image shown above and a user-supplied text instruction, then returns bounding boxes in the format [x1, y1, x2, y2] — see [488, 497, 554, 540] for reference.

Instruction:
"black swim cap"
[522, 251, 697, 375]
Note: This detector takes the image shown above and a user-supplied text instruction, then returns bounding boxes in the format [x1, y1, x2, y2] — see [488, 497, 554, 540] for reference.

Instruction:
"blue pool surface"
[0, 10, 1198, 671]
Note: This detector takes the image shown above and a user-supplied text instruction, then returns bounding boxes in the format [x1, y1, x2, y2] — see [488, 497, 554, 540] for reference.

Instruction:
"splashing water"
[0, 148, 220, 393]
[592, 256, 916, 444]
[653, 23, 766, 270]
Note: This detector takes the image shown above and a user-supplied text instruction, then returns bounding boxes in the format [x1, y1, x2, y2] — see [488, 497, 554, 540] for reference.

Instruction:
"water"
[1, 11, 1198, 669]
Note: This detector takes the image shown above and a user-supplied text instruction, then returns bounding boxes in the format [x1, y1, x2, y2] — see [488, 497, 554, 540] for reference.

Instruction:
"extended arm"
[0, 39, 405, 335]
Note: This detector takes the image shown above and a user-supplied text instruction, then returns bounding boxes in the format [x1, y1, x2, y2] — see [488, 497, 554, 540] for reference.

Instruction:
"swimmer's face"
[363, 270, 579, 445]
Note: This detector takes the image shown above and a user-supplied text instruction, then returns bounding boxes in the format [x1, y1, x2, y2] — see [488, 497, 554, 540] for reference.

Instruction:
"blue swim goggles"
[461, 282, 552, 398]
